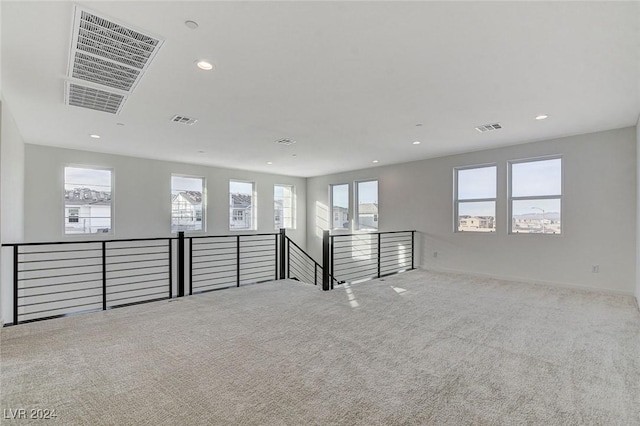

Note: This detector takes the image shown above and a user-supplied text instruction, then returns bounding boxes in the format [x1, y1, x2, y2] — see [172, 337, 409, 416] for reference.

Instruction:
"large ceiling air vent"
[65, 6, 164, 114]
[65, 82, 127, 115]
[475, 123, 502, 133]
[275, 138, 297, 146]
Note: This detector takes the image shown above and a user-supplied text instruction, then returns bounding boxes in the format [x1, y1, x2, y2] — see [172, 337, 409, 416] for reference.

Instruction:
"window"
[274, 184, 295, 229]
[64, 166, 112, 234]
[230, 180, 255, 230]
[509, 157, 562, 234]
[454, 165, 496, 232]
[171, 175, 205, 233]
[330, 184, 349, 230]
[356, 180, 378, 231]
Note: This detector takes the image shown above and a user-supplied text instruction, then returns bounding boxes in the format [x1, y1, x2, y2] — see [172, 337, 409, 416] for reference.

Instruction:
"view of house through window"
[455, 165, 496, 232]
[64, 166, 112, 234]
[356, 180, 378, 230]
[274, 184, 295, 229]
[230, 181, 255, 230]
[330, 184, 349, 230]
[510, 157, 562, 234]
[171, 175, 204, 233]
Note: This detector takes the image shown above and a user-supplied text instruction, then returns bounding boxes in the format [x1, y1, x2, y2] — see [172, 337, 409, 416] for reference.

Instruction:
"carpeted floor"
[1, 269, 639, 425]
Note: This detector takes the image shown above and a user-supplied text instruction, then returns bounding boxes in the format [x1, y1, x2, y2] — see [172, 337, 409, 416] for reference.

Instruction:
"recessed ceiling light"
[535, 115, 549, 120]
[196, 60, 213, 71]
[116, 123, 125, 126]
[197, 150, 206, 154]
[412, 141, 421, 145]
[372, 160, 379, 163]
[185, 20, 199, 30]
[89, 134, 100, 139]
[415, 123, 423, 127]
[267, 161, 273, 165]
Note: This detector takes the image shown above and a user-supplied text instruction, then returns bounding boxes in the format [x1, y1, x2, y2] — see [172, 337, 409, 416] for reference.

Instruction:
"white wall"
[307, 127, 637, 295]
[24, 144, 307, 244]
[1, 100, 26, 324]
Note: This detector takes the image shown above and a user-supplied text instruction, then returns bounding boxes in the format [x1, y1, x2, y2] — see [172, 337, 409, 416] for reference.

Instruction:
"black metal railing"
[189, 233, 279, 294]
[3, 228, 415, 325]
[5, 237, 173, 325]
[325, 230, 415, 288]
[285, 236, 322, 286]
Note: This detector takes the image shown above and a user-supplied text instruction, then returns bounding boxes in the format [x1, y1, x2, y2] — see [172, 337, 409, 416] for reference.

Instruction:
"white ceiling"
[2, 1, 639, 177]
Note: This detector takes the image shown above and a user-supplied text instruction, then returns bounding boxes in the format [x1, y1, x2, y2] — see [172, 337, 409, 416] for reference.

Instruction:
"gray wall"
[307, 127, 637, 295]
[1, 100, 26, 323]
[24, 144, 307, 244]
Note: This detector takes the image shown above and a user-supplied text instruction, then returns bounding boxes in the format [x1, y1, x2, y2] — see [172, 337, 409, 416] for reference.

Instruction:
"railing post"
[330, 234, 335, 289]
[287, 239, 291, 279]
[236, 235, 241, 287]
[102, 241, 107, 310]
[411, 231, 415, 270]
[168, 238, 173, 298]
[377, 233, 381, 278]
[189, 237, 193, 295]
[279, 228, 286, 280]
[322, 230, 330, 291]
[178, 231, 185, 297]
[13, 246, 18, 325]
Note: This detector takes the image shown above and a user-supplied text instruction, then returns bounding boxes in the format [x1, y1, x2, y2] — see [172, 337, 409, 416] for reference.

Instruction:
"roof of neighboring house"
[358, 203, 378, 214]
[231, 193, 252, 209]
[64, 188, 111, 206]
[172, 191, 202, 205]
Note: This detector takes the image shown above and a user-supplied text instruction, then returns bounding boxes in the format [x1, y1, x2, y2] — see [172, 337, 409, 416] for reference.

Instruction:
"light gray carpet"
[1, 270, 639, 425]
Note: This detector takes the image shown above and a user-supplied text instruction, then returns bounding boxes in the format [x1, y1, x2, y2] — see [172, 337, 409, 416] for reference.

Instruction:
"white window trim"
[329, 183, 350, 231]
[171, 174, 206, 234]
[354, 179, 379, 232]
[229, 180, 257, 231]
[274, 184, 296, 230]
[508, 155, 563, 236]
[63, 164, 114, 237]
[453, 163, 497, 234]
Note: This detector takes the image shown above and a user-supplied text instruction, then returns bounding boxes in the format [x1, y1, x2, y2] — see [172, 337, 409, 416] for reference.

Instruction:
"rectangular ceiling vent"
[475, 123, 502, 133]
[65, 81, 127, 115]
[171, 115, 198, 125]
[65, 6, 164, 114]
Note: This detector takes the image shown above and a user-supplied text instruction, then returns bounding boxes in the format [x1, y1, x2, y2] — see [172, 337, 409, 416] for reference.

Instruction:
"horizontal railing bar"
[106, 270, 168, 280]
[4, 237, 175, 247]
[191, 258, 236, 265]
[240, 264, 275, 273]
[106, 277, 169, 289]
[18, 278, 101, 290]
[18, 286, 103, 299]
[107, 283, 168, 295]
[190, 233, 278, 240]
[334, 264, 378, 274]
[105, 264, 169, 273]
[192, 283, 235, 291]
[330, 230, 415, 239]
[106, 250, 169, 258]
[17, 248, 102, 255]
[333, 258, 377, 266]
[106, 257, 168, 266]
[106, 291, 168, 304]
[18, 255, 103, 264]
[192, 269, 236, 277]
[107, 243, 169, 250]
[19, 271, 102, 281]
[289, 266, 314, 281]
[18, 263, 102, 273]
[192, 252, 236, 259]
[18, 301, 102, 317]
[192, 275, 237, 284]
[379, 253, 412, 260]
[238, 247, 275, 254]
[107, 297, 168, 309]
[286, 237, 321, 268]
[19, 293, 102, 307]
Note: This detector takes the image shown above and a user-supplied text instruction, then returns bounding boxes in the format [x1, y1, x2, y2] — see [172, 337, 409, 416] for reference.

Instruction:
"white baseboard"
[420, 266, 635, 297]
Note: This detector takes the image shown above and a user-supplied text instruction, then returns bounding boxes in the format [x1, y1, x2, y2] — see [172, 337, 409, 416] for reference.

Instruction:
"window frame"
[453, 163, 497, 234]
[355, 179, 379, 232]
[329, 183, 350, 231]
[229, 179, 256, 231]
[63, 165, 114, 236]
[171, 174, 206, 234]
[508, 155, 563, 235]
[274, 184, 296, 230]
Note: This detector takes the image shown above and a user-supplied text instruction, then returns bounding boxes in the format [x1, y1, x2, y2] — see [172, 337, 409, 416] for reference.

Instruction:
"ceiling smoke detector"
[171, 115, 198, 125]
[475, 123, 503, 133]
[275, 138, 297, 146]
